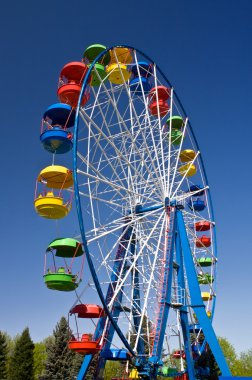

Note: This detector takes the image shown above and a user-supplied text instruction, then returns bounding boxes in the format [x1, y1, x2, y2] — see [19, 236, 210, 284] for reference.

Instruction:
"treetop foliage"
[42, 316, 82, 379]
[9, 327, 34, 380]
[1, 322, 252, 379]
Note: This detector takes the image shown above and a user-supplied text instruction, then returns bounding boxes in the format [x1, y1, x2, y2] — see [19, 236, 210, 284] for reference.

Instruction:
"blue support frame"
[175, 223, 195, 380]
[77, 208, 232, 380]
[77, 355, 93, 380]
[176, 210, 231, 377]
[95, 268, 128, 380]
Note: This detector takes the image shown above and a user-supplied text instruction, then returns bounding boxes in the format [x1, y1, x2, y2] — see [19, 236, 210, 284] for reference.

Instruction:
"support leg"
[77, 354, 93, 380]
[177, 210, 231, 377]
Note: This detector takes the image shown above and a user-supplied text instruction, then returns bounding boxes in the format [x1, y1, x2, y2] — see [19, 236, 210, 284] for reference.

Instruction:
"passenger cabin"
[70, 304, 104, 319]
[195, 221, 211, 231]
[130, 61, 152, 95]
[195, 235, 211, 248]
[57, 62, 89, 108]
[40, 103, 76, 154]
[68, 334, 101, 354]
[188, 198, 205, 211]
[44, 238, 83, 291]
[106, 47, 132, 84]
[149, 86, 170, 117]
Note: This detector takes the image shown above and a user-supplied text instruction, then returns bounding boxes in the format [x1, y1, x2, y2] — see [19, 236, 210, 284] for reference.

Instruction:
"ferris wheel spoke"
[170, 151, 200, 200]
[166, 87, 174, 196]
[79, 108, 164, 200]
[151, 63, 168, 194]
[86, 212, 131, 240]
[131, 56, 166, 193]
[77, 189, 124, 209]
[107, 210, 165, 310]
[174, 186, 209, 203]
[108, 85, 140, 199]
[182, 209, 215, 228]
[102, 69, 166, 197]
[116, 117, 165, 200]
[168, 117, 189, 198]
[77, 164, 139, 203]
[78, 137, 165, 208]
[91, 212, 164, 294]
[87, 207, 161, 245]
[77, 168, 160, 207]
[133, 215, 166, 351]
[79, 111, 130, 192]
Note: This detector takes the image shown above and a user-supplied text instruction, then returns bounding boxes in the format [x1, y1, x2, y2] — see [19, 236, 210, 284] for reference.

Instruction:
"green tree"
[238, 348, 252, 376]
[3, 332, 18, 377]
[218, 337, 237, 371]
[104, 360, 125, 380]
[0, 332, 8, 379]
[33, 342, 47, 380]
[9, 327, 34, 380]
[128, 314, 152, 355]
[196, 336, 245, 377]
[43, 316, 82, 379]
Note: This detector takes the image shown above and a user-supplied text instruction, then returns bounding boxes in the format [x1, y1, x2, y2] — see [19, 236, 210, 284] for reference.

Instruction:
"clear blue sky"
[0, 0, 251, 354]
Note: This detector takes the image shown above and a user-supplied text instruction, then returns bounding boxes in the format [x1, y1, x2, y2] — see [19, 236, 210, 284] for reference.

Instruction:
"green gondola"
[197, 273, 214, 284]
[83, 44, 110, 65]
[44, 238, 84, 291]
[46, 237, 83, 257]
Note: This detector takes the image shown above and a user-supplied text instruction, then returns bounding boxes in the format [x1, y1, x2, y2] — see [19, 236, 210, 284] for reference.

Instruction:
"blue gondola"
[188, 198, 206, 211]
[131, 61, 152, 77]
[189, 184, 205, 196]
[43, 103, 76, 127]
[130, 77, 151, 95]
[40, 103, 76, 154]
[100, 348, 130, 361]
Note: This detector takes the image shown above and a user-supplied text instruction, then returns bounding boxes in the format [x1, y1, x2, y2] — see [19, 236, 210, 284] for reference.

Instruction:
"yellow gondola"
[106, 63, 131, 84]
[178, 163, 197, 177]
[109, 47, 133, 64]
[129, 369, 139, 378]
[34, 192, 71, 219]
[34, 165, 73, 219]
[37, 165, 73, 189]
[179, 149, 197, 163]
[201, 292, 213, 301]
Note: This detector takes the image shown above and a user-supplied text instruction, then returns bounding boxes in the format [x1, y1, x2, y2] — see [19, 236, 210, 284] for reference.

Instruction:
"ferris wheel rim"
[73, 45, 218, 357]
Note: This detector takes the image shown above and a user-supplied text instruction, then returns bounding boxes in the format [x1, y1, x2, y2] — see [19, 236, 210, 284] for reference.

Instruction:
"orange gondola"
[68, 334, 101, 354]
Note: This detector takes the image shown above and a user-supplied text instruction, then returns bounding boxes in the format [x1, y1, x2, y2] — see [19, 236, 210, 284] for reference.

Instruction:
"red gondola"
[195, 221, 211, 231]
[57, 62, 90, 108]
[68, 334, 101, 354]
[195, 235, 211, 248]
[149, 86, 170, 101]
[149, 86, 170, 117]
[70, 304, 104, 318]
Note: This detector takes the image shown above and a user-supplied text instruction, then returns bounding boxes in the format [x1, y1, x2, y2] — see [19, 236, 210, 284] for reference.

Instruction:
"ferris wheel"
[35, 44, 231, 380]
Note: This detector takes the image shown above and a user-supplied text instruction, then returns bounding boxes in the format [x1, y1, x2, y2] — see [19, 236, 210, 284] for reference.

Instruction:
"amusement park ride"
[35, 44, 235, 380]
